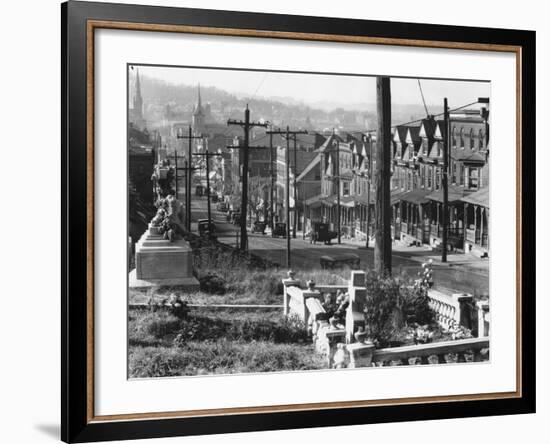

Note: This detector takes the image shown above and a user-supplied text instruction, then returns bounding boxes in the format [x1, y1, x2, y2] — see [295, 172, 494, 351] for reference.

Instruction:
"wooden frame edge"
[83, 17, 527, 427]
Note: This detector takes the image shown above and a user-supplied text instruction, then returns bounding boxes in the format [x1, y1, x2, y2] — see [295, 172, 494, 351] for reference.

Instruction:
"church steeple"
[192, 83, 205, 131]
[197, 83, 202, 110]
[133, 69, 143, 120]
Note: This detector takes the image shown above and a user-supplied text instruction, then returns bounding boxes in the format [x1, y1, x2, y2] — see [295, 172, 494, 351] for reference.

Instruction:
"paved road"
[190, 197, 489, 296]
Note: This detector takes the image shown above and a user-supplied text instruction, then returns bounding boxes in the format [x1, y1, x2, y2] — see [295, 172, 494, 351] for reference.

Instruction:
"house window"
[470, 128, 475, 149]
[459, 165, 465, 185]
[435, 168, 441, 190]
[452, 127, 457, 147]
[451, 162, 457, 185]
[427, 166, 432, 189]
[420, 165, 425, 188]
[460, 128, 465, 148]
[479, 129, 484, 149]
[468, 168, 479, 190]
[342, 181, 350, 196]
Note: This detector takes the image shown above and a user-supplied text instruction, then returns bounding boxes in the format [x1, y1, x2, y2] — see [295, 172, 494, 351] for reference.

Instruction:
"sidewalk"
[296, 229, 489, 271]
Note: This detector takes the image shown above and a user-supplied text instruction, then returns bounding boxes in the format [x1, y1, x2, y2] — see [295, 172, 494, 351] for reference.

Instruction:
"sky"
[133, 64, 490, 111]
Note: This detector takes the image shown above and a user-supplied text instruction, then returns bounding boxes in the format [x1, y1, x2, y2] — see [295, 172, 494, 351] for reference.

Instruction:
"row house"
[304, 132, 375, 239]
[231, 131, 325, 226]
[391, 111, 490, 256]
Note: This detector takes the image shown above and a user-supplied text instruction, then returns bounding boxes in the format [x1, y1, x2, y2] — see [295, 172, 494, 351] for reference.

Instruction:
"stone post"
[302, 286, 321, 328]
[346, 342, 375, 368]
[346, 270, 367, 343]
[476, 300, 490, 337]
[282, 270, 300, 316]
[453, 293, 474, 330]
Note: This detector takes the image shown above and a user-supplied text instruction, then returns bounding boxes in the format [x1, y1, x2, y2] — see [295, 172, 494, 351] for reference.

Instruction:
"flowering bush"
[363, 269, 436, 347]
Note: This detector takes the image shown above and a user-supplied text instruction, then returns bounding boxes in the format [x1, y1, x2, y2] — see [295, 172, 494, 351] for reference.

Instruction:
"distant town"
[129, 69, 490, 288]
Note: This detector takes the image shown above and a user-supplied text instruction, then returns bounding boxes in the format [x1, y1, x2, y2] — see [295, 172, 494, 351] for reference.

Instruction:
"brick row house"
[303, 131, 375, 239]
[391, 110, 490, 256]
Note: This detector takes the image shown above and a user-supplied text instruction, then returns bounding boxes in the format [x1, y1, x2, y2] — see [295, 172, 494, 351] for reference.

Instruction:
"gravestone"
[129, 196, 199, 290]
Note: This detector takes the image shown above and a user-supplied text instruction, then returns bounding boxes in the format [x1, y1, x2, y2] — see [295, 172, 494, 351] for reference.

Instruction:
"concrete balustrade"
[282, 271, 490, 369]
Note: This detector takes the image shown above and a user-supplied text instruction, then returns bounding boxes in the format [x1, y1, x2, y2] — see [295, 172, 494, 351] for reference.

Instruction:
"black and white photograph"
[127, 65, 491, 378]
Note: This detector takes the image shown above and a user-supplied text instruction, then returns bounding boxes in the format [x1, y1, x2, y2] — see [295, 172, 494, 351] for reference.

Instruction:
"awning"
[461, 187, 489, 208]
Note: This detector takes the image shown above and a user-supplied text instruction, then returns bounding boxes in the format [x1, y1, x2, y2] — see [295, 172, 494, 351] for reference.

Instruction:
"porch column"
[479, 207, 485, 246]
[485, 208, 491, 251]
[463, 203, 469, 248]
[473, 205, 478, 243]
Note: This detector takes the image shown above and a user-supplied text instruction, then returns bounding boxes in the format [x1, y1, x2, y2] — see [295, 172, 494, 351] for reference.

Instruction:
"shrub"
[198, 273, 227, 294]
[363, 271, 435, 347]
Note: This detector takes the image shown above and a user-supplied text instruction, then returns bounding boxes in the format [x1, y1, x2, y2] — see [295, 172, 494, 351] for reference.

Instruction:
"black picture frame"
[62, 1, 536, 442]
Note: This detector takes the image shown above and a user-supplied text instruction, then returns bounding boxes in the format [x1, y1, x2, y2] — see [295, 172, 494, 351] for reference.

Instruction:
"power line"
[364, 100, 481, 132]
[417, 79, 430, 117]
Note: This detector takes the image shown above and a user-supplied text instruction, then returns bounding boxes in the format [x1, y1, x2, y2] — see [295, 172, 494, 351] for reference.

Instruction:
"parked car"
[272, 222, 287, 238]
[252, 220, 266, 234]
[198, 218, 216, 236]
[320, 253, 360, 270]
[310, 222, 337, 245]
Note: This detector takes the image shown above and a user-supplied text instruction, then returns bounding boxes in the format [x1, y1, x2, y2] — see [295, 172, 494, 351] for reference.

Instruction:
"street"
[190, 196, 489, 296]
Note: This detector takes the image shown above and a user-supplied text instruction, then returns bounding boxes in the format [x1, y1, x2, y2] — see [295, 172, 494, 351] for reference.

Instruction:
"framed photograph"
[62, 1, 535, 442]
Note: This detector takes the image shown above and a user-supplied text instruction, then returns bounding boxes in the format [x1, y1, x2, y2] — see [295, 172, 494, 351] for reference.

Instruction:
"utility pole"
[177, 126, 204, 231]
[227, 106, 269, 251]
[364, 134, 373, 249]
[292, 135, 298, 238]
[174, 150, 179, 199]
[336, 136, 341, 245]
[269, 131, 275, 233]
[267, 127, 307, 268]
[374, 77, 392, 275]
[442, 98, 450, 262]
[170, 154, 198, 228]
[192, 141, 219, 234]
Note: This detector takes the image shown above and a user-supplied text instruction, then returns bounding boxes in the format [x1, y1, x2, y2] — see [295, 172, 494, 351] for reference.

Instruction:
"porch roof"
[461, 187, 489, 208]
[391, 189, 409, 205]
[426, 185, 470, 203]
[400, 189, 432, 205]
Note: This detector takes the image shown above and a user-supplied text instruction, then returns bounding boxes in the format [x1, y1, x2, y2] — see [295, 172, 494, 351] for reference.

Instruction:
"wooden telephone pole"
[363, 134, 373, 249]
[171, 153, 198, 229]
[177, 126, 204, 231]
[442, 98, 450, 262]
[227, 106, 269, 251]
[266, 127, 308, 268]
[269, 131, 275, 232]
[192, 140, 220, 234]
[374, 77, 392, 275]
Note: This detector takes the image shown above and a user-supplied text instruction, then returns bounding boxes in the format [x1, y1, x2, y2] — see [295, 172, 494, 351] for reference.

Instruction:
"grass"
[128, 307, 325, 377]
[129, 341, 326, 378]
[129, 249, 350, 306]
